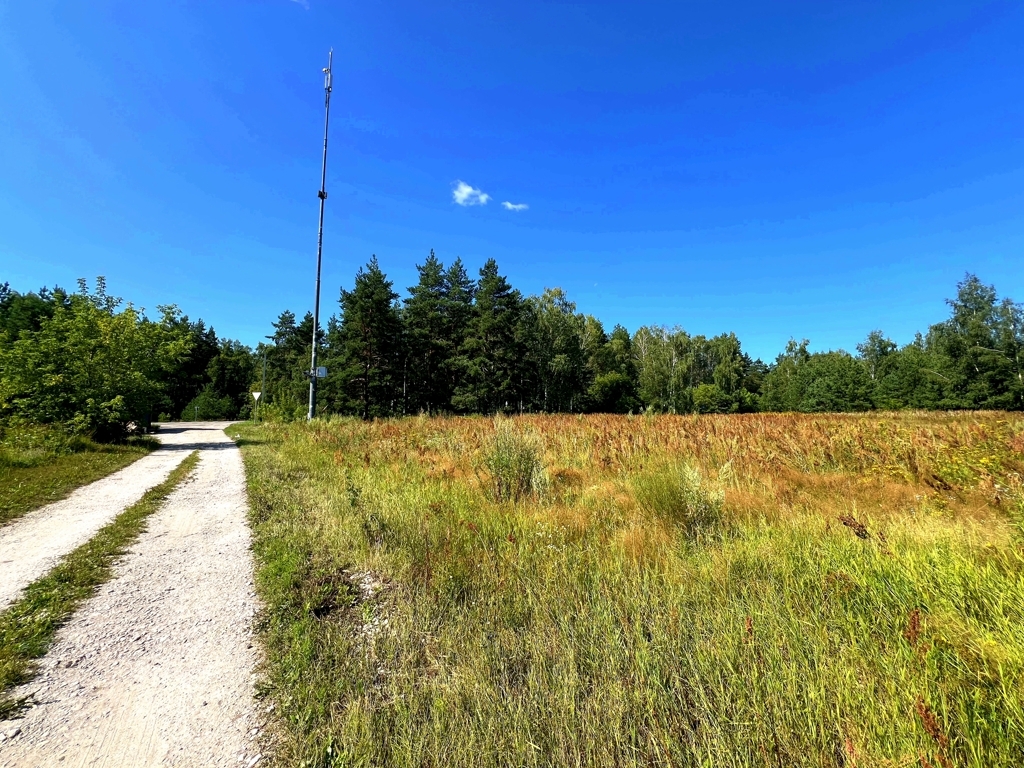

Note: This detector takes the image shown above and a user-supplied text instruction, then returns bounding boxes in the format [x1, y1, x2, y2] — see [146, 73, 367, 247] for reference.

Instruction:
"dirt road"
[0, 424, 222, 611]
[0, 423, 261, 767]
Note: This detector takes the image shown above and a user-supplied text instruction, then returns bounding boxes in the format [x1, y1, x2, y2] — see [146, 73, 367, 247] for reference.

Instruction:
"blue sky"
[1, 1, 1021, 362]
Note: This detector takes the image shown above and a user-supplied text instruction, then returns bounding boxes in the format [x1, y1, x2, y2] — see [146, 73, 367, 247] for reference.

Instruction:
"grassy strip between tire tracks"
[0, 450, 200, 718]
[0, 441, 156, 528]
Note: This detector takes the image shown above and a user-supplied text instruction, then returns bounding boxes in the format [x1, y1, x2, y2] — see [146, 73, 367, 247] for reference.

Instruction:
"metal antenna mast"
[308, 49, 333, 420]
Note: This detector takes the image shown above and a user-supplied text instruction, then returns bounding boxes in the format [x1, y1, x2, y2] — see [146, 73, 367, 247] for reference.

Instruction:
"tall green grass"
[631, 463, 724, 539]
[483, 419, 545, 502]
[235, 413, 1024, 768]
[0, 424, 155, 526]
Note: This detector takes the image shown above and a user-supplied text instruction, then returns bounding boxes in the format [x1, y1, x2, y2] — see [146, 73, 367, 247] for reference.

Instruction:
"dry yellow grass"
[235, 411, 1024, 767]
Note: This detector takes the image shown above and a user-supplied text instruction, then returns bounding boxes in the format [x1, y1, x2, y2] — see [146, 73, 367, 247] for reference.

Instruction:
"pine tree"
[403, 250, 448, 414]
[337, 256, 402, 418]
[159, 313, 219, 417]
[441, 258, 475, 409]
[452, 259, 525, 413]
[261, 310, 323, 413]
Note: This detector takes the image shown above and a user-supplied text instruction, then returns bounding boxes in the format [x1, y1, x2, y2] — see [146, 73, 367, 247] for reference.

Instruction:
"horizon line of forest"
[1, 255, 1022, 439]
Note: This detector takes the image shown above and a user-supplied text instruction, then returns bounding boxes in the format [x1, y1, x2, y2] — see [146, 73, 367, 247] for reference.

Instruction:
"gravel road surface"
[0, 425, 223, 611]
[0, 423, 261, 767]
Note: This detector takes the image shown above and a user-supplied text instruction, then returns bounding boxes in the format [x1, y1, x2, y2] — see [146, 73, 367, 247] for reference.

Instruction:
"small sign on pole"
[252, 392, 262, 401]
[316, 367, 327, 379]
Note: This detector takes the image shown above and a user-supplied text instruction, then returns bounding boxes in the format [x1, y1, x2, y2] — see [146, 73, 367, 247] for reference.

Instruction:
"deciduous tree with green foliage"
[526, 288, 589, 413]
[583, 322, 640, 413]
[927, 274, 1023, 409]
[761, 341, 873, 413]
[0, 279, 192, 439]
[9, 267, 1021, 430]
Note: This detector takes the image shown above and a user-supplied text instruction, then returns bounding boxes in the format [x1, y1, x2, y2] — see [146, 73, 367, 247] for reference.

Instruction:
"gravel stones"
[0, 424, 215, 610]
[0, 423, 261, 767]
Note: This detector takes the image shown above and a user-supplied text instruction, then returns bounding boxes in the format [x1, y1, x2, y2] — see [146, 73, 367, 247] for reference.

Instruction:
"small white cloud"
[502, 201, 529, 211]
[289, 0, 309, 8]
[452, 181, 490, 206]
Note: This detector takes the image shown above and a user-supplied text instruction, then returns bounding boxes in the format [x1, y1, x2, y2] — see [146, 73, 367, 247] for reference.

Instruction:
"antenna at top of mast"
[323, 49, 333, 94]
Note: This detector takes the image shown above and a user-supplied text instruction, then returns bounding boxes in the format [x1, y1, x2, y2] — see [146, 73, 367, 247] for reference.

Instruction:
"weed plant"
[235, 412, 1024, 767]
[483, 419, 544, 502]
[631, 463, 724, 539]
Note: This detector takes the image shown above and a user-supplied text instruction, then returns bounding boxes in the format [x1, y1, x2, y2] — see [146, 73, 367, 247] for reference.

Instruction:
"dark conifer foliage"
[333, 256, 402, 419]
[2, 266, 1021, 433]
[441, 258, 477, 406]
[0, 282, 64, 338]
[162, 315, 219, 418]
[403, 251, 451, 414]
[452, 259, 528, 413]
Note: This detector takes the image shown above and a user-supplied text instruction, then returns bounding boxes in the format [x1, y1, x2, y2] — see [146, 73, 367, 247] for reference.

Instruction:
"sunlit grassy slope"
[234, 412, 1024, 768]
[0, 431, 153, 527]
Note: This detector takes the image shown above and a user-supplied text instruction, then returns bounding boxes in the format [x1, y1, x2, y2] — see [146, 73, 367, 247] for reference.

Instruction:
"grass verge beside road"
[0, 438, 155, 527]
[236, 413, 1024, 768]
[0, 450, 199, 718]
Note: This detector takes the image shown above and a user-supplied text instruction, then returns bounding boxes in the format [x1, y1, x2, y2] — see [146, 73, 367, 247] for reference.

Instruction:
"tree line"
[1, 260, 1021, 438]
[0, 278, 253, 439]
[263, 254, 1023, 418]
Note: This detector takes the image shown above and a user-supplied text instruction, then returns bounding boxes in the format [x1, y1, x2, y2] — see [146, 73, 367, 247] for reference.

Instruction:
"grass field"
[234, 412, 1024, 768]
[0, 429, 155, 527]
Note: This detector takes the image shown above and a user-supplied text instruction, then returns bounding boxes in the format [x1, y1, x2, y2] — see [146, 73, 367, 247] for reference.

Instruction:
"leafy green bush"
[691, 383, 736, 414]
[483, 420, 544, 502]
[586, 372, 640, 413]
[632, 463, 724, 539]
[0, 279, 191, 440]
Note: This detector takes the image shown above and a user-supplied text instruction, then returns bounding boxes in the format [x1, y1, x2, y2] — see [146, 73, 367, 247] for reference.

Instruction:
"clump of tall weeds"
[632, 463, 724, 539]
[483, 419, 544, 502]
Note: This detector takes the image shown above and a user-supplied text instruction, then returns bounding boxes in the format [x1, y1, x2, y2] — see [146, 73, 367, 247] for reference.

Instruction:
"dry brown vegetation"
[237, 411, 1024, 767]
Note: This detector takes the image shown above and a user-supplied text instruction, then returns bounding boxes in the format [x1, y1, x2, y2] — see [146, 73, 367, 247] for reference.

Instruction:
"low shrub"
[483, 419, 544, 502]
[632, 463, 724, 539]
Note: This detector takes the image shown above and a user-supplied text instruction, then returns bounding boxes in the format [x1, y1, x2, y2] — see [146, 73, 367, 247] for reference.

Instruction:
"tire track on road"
[0, 424, 231, 611]
[0, 425, 261, 767]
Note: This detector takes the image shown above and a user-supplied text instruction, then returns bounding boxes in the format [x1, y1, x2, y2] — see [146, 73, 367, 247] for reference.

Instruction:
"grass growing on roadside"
[0, 428, 156, 527]
[236, 413, 1024, 768]
[0, 450, 199, 718]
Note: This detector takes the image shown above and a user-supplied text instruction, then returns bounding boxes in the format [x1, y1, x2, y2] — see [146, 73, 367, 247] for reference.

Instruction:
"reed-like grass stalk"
[235, 412, 1024, 767]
